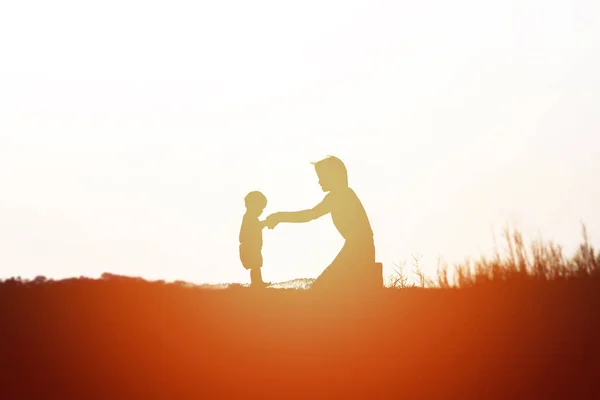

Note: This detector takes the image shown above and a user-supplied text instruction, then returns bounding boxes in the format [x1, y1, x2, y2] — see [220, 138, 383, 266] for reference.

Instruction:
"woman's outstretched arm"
[266, 197, 330, 228]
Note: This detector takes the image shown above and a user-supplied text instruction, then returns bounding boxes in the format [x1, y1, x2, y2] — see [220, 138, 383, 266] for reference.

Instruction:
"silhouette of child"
[239, 191, 270, 288]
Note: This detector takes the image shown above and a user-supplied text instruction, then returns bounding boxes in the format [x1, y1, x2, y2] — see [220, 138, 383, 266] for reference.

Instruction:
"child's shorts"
[239, 245, 263, 270]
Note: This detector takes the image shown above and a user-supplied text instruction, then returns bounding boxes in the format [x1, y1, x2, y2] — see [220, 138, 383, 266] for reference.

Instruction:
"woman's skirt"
[311, 238, 377, 291]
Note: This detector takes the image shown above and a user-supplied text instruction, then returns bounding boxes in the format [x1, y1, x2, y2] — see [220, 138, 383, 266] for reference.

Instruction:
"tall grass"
[388, 224, 600, 288]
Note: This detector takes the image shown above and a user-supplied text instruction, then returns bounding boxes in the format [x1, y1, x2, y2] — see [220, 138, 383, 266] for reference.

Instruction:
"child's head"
[312, 156, 348, 192]
[244, 191, 267, 216]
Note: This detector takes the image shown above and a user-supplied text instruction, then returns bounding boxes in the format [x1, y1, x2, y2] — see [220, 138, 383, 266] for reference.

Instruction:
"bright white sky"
[1, 0, 599, 284]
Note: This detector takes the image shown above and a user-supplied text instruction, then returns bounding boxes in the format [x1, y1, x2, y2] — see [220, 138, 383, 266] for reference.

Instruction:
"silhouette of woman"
[265, 156, 378, 291]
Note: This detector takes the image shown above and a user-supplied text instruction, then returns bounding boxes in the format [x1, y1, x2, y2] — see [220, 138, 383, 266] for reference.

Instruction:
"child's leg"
[250, 267, 263, 285]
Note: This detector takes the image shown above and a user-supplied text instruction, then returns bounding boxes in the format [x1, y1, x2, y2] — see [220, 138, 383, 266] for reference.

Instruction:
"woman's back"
[325, 187, 373, 242]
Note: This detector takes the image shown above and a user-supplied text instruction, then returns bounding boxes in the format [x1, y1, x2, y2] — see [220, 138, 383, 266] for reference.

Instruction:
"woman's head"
[312, 156, 348, 192]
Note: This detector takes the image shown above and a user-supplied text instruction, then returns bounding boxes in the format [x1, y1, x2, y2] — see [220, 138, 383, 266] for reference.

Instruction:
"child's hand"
[265, 213, 281, 229]
[259, 220, 269, 229]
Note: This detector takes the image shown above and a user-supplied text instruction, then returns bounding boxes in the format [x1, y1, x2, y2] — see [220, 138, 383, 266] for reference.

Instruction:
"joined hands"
[264, 213, 282, 230]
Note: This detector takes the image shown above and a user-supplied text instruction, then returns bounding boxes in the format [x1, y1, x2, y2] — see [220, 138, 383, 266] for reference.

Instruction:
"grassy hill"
[1, 230, 599, 398]
[1, 276, 599, 399]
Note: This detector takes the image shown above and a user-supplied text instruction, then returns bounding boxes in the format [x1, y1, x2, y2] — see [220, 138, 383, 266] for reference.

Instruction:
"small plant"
[386, 261, 411, 288]
[411, 254, 434, 288]
[436, 258, 451, 289]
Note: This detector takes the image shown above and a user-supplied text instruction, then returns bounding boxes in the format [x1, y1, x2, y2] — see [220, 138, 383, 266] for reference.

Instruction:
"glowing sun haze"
[1, 0, 598, 284]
